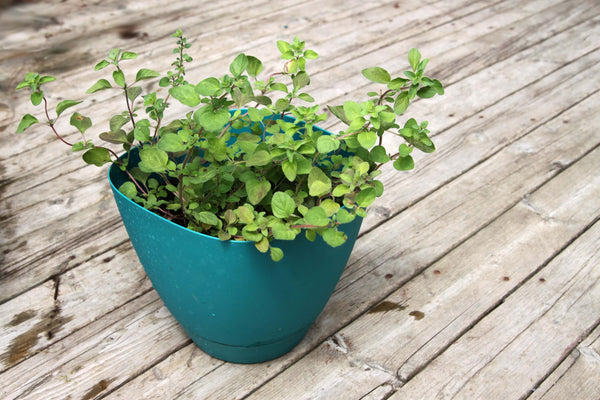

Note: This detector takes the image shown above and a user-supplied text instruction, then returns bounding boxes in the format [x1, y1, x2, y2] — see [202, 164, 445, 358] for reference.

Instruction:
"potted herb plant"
[15, 31, 444, 363]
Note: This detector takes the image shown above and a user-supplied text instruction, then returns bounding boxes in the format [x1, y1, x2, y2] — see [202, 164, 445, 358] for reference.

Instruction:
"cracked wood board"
[392, 215, 600, 398]
[529, 323, 600, 400]
[203, 86, 600, 400]
[0, 241, 151, 372]
[2, 3, 596, 400]
[0, 0, 479, 303]
[7, 0, 596, 304]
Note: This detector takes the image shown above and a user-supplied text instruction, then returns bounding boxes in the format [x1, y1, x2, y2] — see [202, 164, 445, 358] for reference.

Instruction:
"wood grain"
[0, 0, 598, 398]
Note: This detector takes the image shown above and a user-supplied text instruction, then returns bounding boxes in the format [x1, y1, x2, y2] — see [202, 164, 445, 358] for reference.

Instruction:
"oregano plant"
[16, 31, 444, 261]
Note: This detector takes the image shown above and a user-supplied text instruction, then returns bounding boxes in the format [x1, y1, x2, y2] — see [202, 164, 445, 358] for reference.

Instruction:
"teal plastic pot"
[107, 122, 362, 364]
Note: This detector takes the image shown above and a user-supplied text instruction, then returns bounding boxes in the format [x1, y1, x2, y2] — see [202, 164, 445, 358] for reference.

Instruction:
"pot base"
[190, 325, 310, 364]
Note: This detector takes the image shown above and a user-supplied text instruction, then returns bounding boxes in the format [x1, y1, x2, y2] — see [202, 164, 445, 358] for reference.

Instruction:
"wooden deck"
[1, 0, 600, 398]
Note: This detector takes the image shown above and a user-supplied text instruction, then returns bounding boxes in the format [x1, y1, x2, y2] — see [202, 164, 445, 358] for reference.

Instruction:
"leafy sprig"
[16, 32, 444, 261]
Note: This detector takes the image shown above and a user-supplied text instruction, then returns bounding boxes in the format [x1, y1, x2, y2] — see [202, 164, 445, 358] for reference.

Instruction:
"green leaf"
[82, 147, 111, 166]
[246, 150, 271, 167]
[322, 227, 347, 247]
[99, 130, 128, 144]
[87, 79, 112, 93]
[197, 211, 220, 226]
[297, 93, 314, 102]
[281, 159, 297, 181]
[408, 48, 421, 71]
[370, 145, 390, 163]
[357, 130, 377, 149]
[374, 179, 384, 197]
[308, 167, 331, 197]
[243, 229, 263, 242]
[157, 133, 187, 152]
[417, 58, 429, 73]
[432, 79, 444, 95]
[56, 100, 82, 117]
[135, 68, 160, 82]
[272, 223, 296, 240]
[303, 49, 319, 59]
[316, 135, 340, 154]
[247, 107, 262, 122]
[398, 143, 413, 156]
[120, 51, 138, 60]
[271, 191, 295, 219]
[417, 86, 437, 99]
[413, 134, 436, 153]
[70, 112, 92, 134]
[252, 95, 272, 105]
[109, 114, 129, 133]
[71, 140, 93, 152]
[94, 60, 110, 71]
[336, 208, 355, 224]
[127, 86, 143, 102]
[408, 83, 419, 99]
[292, 71, 310, 90]
[255, 237, 269, 253]
[134, 121, 150, 142]
[305, 206, 330, 226]
[193, 106, 230, 132]
[39, 76, 56, 84]
[295, 155, 312, 174]
[388, 77, 409, 90]
[237, 205, 254, 224]
[328, 105, 350, 125]
[362, 67, 391, 84]
[108, 48, 121, 61]
[277, 40, 291, 54]
[229, 53, 248, 77]
[356, 187, 376, 207]
[16, 81, 31, 90]
[285, 59, 298, 73]
[269, 82, 288, 93]
[343, 101, 362, 121]
[393, 155, 414, 171]
[30, 91, 43, 106]
[16, 114, 39, 133]
[138, 147, 169, 173]
[275, 98, 290, 112]
[246, 55, 263, 77]
[112, 70, 125, 87]
[332, 184, 350, 197]
[320, 199, 340, 217]
[270, 246, 284, 262]
[118, 181, 137, 199]
[169, 84, 200, 107]
[196, 77, 221, 97]
[394, 92, 409, 115]
[246, 179, 271, 205]
[159, 77, 170, 87]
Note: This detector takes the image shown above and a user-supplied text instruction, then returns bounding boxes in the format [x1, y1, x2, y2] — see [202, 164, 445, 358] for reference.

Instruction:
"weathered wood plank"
[0, 0, 598, 399]
[107, 51, 600, 400]
[221, 89, 600, 400]
[3, 0, 596, 307]
[0, 240, 151, 372]
[529, 323, 600, 400]
[0, 292, 193, 400]
[393, 221, 600, 399]
[1, 0, 487, 197]
[0, 0, 503, 303]
[2, 5, 596, 396]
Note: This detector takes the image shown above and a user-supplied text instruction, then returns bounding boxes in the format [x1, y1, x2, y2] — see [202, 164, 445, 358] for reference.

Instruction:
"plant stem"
[43, 97, 73, 146]
[122, 85, 136, 129]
